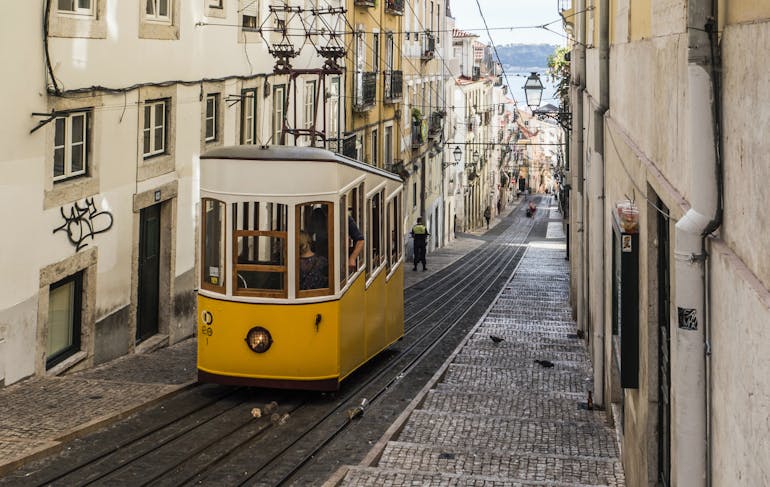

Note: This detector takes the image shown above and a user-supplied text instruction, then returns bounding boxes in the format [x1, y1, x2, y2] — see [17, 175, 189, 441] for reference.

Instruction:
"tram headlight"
[245, 326, 273, 353]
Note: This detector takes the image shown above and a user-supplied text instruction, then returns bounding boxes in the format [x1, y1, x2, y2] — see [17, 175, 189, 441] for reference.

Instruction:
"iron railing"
[384, 70, 403, 102]
[420, 33, 435, 60]
[353, 71, 377, 111]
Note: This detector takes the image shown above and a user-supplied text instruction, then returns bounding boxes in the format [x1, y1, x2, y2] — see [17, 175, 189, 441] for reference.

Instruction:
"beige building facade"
[564, 0, 770, 485]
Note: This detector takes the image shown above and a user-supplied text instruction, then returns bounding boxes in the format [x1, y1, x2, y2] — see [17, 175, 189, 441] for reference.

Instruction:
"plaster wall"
[608, 39, 688, 204]
[720, 20, 770, 291]
[709, 240, 770, 486]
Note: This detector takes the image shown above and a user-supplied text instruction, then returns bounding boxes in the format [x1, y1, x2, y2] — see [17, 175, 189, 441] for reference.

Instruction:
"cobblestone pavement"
[331, 201, 626, 486]
[0, 338, 196, 475]
[0, 202, 520, 478]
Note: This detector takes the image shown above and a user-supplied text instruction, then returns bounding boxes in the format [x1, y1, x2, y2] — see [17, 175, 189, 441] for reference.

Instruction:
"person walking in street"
[484, 206, 491, 229]
[411, 217, 429, 271]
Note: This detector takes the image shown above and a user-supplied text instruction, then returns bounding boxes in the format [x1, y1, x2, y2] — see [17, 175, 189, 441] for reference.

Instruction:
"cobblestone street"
[332, 204, 625, 486]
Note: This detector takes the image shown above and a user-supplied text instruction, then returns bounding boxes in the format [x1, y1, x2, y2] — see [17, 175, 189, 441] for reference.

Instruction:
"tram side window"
[232, 201, 288, 297]
[201, 199, 225, 292]
[297, 202, 332, 295]
[366, 190, 385, 278]
[340, 183, 364, 286]
[387, 192, 402, 269]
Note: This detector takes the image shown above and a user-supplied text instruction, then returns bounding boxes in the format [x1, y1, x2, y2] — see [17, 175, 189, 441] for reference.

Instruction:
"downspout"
[590, 0, 610, 408]
[672, 0, 722, 485]
[571, 0, 586, 329]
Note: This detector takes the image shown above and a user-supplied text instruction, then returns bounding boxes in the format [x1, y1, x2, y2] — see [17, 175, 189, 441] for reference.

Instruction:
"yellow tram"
[197, 145, 404, 390]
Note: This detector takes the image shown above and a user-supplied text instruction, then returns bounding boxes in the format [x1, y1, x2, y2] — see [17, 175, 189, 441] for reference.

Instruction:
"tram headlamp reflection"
[245, 326, 272, 353]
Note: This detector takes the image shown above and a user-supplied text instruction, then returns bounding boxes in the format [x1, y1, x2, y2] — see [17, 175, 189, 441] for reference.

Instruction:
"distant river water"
[503, 66, 560, 108]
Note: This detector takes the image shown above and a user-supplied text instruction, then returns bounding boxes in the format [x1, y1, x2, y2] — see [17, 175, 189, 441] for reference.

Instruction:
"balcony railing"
[420, 33, 435, 60]
[384, 70, 403, 102]
[342, 133, 357, 159]
[385, 0, 404, 15]
[355, 0, 375, 7]
[411, 119, 426, 149]
[353, 71, 377, 112]
[428, 111, 444, 139]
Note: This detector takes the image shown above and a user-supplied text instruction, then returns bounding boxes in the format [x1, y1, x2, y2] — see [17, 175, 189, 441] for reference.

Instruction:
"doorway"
[137, 203, 161, 343]
[657, 199, 671, 486]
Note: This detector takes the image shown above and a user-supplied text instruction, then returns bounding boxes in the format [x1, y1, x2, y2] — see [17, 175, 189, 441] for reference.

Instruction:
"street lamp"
[522, 72, 572, 131]
[442, 145, 463, 169]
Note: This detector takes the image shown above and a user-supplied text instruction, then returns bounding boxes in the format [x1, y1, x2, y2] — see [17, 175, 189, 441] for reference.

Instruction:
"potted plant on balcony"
[411, 107, 423, 122]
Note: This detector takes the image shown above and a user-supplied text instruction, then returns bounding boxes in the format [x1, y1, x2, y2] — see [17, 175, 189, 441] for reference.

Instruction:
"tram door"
[657, 200, 671, 486]
[137, 204, 161, 343]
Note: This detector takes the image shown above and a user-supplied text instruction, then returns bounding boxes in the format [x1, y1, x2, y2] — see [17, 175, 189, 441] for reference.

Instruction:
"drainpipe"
[590, 0, 610, 409]
[571, 0, 586, 329]
[672, 0, 720, 485]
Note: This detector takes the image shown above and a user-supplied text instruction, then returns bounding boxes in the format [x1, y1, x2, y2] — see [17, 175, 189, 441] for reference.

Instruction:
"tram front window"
[232, 201, 288, 297]
[201, 198, 225, 292]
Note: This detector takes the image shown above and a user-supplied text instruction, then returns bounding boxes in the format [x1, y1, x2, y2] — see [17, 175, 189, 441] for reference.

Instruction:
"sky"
[449, 0, 568, 46]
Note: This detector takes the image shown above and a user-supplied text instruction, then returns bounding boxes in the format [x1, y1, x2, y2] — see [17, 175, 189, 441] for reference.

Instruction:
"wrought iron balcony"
[428, 111, 444, 139]
[353, 71, 377, 112]
[411, 119, 426, 149]
[385, 0, 404, 15]
[384, 70, 403, 102]
[355, 0, 375, 7]
[341, 133, 357, 159]
[420, 32, 436, 60]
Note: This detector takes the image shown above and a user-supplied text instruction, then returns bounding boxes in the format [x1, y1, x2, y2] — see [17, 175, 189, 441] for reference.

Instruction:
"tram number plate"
[201, 325, 213, 337]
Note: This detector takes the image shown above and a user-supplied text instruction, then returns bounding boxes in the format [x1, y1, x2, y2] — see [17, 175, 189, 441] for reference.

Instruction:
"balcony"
[341, 133, 357, 159]
[385, 0, 404, 15]
[355, 0, 375, 7]
[353, 71, 377, 112]
[384, 70, 403, 102]
[428, 111, 444, 139]
[411, 119, 426, 149]
[420, 33, 436, 61]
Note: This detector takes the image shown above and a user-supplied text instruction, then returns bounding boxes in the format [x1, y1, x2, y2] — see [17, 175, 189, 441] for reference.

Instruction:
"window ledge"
[46, 351, 88, 377]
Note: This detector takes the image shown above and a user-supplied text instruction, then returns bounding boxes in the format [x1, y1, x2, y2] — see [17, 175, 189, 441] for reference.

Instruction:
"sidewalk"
[0, 203, 521, 477]
[328, 200, 625, 486]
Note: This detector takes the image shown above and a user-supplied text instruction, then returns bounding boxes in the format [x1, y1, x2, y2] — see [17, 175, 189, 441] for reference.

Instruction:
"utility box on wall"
[611, 203, 639, 389]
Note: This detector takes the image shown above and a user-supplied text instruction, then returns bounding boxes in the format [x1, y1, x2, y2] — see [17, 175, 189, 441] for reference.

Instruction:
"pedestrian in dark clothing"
[411, 217, 429, 271]
[484, 206, 491, 229]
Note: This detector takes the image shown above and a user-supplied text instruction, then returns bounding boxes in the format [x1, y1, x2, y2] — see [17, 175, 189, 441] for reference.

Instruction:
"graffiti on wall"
[53, 197, 114, 251]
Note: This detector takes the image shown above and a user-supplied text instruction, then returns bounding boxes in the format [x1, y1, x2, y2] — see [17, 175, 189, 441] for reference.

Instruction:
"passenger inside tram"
[298, 231, 328, 290]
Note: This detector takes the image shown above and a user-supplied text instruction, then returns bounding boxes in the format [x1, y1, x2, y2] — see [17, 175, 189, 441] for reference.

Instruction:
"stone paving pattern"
[337, 203, 625, 486]
[0, 338, 196, 473]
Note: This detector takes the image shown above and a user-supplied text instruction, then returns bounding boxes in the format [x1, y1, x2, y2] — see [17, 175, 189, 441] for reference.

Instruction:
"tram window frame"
[200, 198, 226, 293]
[340, 183, 365, 286]
[232, 201, 288, 298]
[387, 192, 402, 270]
[366, 189, 385, 278]
[296, 202, 334, 298]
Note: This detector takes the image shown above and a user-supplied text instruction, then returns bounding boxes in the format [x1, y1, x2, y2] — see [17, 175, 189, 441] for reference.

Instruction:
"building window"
[328, 77, 340, 146]
[145, 0, 171, 22]
[204, 94, 219, 142]
[241, 89, 257, 144]
[57, 0, 94, 15]
[413, 181, 417, 208]
[304, 80, 317, 138]
[371, 128, 378, 167]
[384, 125, 393, 167]
[143, 100, 167, 158]
[209, 0, 223, 7]
[372, 33, 380, 73]
[46, 272, 83, 369]
[240, 0, 259, 30]
[273, 85, 285, 145]
[53, 110, 90, 182]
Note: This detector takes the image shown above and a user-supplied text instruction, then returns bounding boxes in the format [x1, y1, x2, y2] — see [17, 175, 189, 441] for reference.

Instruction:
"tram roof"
[201, 145, 402, 183]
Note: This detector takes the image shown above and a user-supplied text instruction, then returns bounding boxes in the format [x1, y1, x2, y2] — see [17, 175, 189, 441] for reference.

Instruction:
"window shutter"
[239, 0, 259, 18]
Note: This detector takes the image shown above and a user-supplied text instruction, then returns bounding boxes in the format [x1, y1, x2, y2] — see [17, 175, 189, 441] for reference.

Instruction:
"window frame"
[296, 202, 334, 298]
[57, 0, 94, 16]
[240, 0, 259, 31]
[366, 188, 385, 279]
[200, 198, 226, 293]
[46, 271, 83, 369]
[144, 0, 172, 23]
[371, 128, 378, 167]
[53, 110, 90, 183]
[304, 80, 317, 137]
[143, 99, 168, 158]
[273, 84, 286, 145]
[231, 201, 289, 298]
[204, 93, 219, 143]
[240, 88, 258, 144]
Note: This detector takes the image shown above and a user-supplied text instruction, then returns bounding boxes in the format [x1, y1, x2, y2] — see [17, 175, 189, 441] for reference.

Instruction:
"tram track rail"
[1, 197, 549, 487]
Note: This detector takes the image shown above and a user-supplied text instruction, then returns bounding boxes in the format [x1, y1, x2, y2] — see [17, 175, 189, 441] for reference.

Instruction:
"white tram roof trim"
[201, 145, 402, 182]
